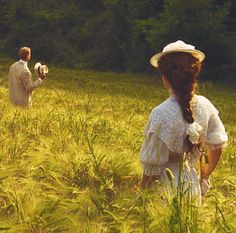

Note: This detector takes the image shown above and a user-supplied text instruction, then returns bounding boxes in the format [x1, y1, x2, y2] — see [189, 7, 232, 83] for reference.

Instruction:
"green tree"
[136, 0, 235, 79]
[124, 0, 164, 72]
[0, 0, 235, 79]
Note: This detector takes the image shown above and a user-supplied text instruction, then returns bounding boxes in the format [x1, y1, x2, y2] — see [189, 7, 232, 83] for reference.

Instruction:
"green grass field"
[0, 57, 235, 233]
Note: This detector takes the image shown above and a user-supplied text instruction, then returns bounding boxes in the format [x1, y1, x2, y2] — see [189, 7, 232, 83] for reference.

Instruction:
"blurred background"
[0, 0, 235, 81]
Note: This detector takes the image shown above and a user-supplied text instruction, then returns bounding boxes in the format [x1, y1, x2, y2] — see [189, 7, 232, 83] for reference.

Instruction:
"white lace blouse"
[140, 95, 228, 173]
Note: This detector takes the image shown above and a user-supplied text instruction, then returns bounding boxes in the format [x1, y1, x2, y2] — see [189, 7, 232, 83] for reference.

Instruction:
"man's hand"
[39, 73, 46, 80]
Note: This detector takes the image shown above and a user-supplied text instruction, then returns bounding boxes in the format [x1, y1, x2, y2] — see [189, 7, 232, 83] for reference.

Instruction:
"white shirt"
[140, 95, 228, 166]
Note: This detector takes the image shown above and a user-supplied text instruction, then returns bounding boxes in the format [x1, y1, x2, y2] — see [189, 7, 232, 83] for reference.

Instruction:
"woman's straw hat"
[150, 40, 205, 68]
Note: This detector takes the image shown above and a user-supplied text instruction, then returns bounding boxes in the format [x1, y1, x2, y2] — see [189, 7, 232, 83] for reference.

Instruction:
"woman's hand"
[200, 178, 211, 196]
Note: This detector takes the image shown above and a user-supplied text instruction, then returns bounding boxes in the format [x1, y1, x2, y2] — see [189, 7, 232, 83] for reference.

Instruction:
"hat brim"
[34, 62, 42, 76]
[150, 49, 205, 68]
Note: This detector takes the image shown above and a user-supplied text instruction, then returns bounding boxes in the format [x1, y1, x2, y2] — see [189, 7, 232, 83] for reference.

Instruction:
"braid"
[175, 74, 195, 124]
[158, 52, 201, 150]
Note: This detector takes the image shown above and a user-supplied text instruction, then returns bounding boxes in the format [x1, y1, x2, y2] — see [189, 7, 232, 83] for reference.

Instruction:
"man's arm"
[21, 70, 43, 92]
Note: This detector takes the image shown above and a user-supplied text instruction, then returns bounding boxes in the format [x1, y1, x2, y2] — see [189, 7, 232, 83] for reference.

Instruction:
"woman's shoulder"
[152, 96, 179, 114]
[147, 96, 186, 153]
[195, 94, 212, 104]
[149, 96, 182, 125]
[194, 95, 218, 114]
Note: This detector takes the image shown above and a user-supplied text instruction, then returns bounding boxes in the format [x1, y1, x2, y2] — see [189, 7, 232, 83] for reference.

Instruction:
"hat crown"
[150, 40, 205, 68]
[34, 62, 49, 77]
[163, 40, 195, 52]
[41, 65, 49, 73]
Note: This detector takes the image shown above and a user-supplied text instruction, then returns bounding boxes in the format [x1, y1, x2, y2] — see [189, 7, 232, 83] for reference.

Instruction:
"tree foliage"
[0, 0, 235, 79]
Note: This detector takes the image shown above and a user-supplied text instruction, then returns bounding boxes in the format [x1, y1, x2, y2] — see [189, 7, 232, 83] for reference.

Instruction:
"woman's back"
[142, 94, 226, 155]
[140, 40, 228, 204]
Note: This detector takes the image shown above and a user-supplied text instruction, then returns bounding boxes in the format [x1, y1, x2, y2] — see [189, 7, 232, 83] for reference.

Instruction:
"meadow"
[0, 57, 235, 233]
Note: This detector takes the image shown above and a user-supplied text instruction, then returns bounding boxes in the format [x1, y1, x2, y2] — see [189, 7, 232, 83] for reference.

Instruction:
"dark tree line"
[0, 0, 235, 80]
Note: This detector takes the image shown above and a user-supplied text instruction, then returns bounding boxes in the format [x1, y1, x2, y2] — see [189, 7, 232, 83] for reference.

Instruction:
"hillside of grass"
[0, 57, 235, 233]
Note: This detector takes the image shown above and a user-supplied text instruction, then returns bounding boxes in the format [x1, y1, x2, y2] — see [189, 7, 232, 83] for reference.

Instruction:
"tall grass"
[0, 57, 235, 232]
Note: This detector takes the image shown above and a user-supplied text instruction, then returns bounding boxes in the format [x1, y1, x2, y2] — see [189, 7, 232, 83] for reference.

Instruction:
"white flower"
[186, 122, 203, 144]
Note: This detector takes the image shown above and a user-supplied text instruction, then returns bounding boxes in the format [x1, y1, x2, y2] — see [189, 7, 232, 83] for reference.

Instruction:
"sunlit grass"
[0, 57, 235, 232]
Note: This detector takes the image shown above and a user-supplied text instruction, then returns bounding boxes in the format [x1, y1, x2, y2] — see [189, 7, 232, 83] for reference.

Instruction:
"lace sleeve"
[140, 133, 170, 176]
[205, 112, 228, 148]
[143, 108, 161, 135]
[140, 133, 169, 164]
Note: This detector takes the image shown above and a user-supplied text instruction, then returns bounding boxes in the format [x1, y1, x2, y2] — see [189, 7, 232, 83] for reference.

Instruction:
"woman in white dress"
[140, 40, 228, 204]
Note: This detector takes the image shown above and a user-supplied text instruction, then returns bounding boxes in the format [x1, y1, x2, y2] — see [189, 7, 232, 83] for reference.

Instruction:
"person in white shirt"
[140, 40, 228, 205]
[8, 47, 46, 107]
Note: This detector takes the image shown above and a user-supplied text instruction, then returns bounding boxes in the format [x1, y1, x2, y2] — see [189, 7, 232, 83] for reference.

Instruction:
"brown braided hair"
[158, 52, 202, 150]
